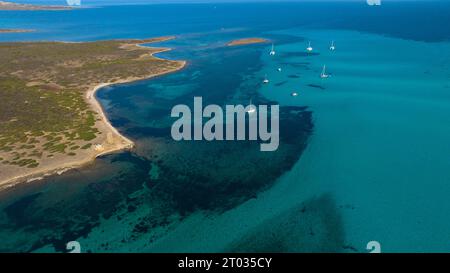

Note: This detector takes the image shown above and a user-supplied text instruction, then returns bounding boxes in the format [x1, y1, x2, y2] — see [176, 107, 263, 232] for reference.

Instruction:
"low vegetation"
[0, 1, 70, 11]
[0, 37, 182, 169]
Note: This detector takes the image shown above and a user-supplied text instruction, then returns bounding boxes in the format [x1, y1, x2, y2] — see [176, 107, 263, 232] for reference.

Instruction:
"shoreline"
[0, 29, 35, 34]
[0, 1, 71, 11]
[0, 43, 186, 191]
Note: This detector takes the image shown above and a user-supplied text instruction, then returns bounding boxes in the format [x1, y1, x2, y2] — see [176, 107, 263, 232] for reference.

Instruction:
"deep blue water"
[2, 2, 450, 42]
[1, 2, 450, 252]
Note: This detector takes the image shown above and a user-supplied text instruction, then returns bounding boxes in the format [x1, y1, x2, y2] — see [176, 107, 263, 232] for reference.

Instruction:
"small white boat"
[291, 92, 299, 97]
[277, 67, 282, 72]
[320, 65, 330, 79]
[263, 74, 269, 84]
[269, 44, 276, 56]
[246, 99, 257, 114]
[306, 41, 313, 52]
[329, 40, 336, 51]
[330, 41, 336, 51]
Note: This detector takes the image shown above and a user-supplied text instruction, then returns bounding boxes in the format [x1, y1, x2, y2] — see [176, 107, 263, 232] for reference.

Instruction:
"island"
[0, 28, 34, 33]
[0, 1, 71, 10]
[0, 36, 186, 188]
[227, 38, 268, 47]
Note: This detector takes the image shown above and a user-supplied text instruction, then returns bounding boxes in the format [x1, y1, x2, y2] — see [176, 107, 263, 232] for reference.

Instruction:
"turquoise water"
[259, 29, 450, 252]
[1, 2, 450, 252]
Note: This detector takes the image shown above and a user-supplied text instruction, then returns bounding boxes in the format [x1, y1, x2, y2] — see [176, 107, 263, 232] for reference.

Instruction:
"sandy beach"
[0, 1, 71, 10]
[227, 38, 268, 46]
[0, 29, 34, 33]
[0, 42, 186, 190]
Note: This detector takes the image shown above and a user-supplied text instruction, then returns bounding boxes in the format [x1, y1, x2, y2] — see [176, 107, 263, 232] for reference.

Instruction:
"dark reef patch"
[109, 116, 132, 127]
[0, 101, 312, 252]
[225, 195, 347, 253]
[134, 105, 313, 215]
[4, 192, 42, 226]
[0, 35, 314, 252]
[0, 152, 152, 252]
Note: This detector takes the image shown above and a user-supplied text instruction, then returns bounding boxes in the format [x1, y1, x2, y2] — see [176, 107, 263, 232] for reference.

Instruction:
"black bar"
[0, 253, 446, 272]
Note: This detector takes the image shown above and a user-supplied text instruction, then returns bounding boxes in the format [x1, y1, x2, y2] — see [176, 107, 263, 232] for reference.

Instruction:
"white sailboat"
[277, 67, 282, 72]
[263, 74, 269, 84]
[306, 41, 313, 52]
[329, 40, 336, 51]
[269, 44, 276, 56]
[291, 92, 299, 97]
[320, 65, 330, 78]
[246, 99, 257, 114]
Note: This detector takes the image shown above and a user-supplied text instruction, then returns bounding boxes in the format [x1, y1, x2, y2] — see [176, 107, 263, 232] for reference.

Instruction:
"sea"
[1, 1, 450, 253]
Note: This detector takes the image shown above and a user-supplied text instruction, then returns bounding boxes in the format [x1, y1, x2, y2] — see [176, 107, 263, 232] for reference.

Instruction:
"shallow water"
[258, 28, 450, 252]
[1, 2, 450, 252]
